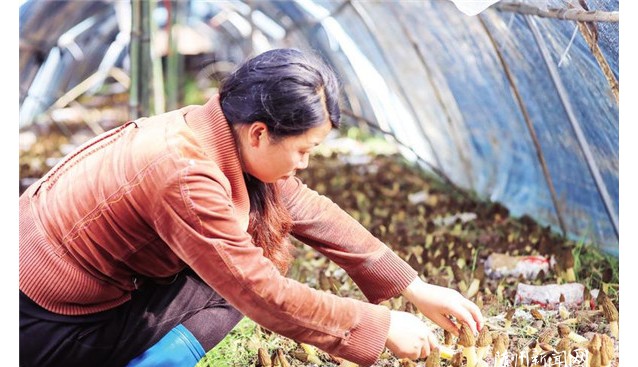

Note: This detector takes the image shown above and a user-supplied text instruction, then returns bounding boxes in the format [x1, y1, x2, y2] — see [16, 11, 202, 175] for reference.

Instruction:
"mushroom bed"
[19, 123, 619, 367]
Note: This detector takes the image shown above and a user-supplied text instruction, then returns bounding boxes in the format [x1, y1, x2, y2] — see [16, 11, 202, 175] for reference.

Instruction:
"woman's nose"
[296, 153, 310, 170]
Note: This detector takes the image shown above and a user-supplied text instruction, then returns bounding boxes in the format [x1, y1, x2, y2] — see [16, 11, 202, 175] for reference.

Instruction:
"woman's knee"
[182, 303, 244, 351]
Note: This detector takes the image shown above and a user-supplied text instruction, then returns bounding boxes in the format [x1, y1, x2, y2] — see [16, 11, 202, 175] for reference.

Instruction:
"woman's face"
[238, 120, 332, 183]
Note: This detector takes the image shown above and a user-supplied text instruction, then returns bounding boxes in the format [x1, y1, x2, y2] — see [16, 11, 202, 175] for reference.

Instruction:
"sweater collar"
[182, 95, 250, 225]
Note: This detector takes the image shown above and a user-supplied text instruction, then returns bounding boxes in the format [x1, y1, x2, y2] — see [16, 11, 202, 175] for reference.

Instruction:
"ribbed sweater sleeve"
[152, 163, 391, 366]
[278, 176, 418, 304]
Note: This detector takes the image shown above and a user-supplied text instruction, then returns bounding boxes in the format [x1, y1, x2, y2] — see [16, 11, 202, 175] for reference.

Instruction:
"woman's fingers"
[430, 313, 460, 336]
[465, 299, 485, 330]
[460, 308, 479, 334]
[386, 311, 439, 360]
[419, 341, 431, 359]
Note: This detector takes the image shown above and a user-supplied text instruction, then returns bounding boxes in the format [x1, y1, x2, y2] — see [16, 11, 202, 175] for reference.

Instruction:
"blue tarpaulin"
[19, 0, 619, 254]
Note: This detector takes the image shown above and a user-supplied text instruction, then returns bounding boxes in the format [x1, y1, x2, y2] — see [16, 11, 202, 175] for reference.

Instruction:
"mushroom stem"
[559, 303, 571, 320]
[463, 346, 478, 367]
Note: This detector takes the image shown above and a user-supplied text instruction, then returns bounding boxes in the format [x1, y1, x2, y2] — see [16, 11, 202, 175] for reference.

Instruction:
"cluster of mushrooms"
[397, 313, 617, 367]
[291, 151, 619, 367]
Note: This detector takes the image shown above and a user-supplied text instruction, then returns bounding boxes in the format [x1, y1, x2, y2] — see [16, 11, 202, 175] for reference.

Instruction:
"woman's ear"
[247, 122, 268, 147]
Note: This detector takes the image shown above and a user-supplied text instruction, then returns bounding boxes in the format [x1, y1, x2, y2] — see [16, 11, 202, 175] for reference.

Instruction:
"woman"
[19, 48, 483, 367]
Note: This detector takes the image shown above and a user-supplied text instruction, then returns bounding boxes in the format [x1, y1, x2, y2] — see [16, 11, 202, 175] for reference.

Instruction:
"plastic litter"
[484, 253, 553, 280]
[515, 283, 587, 309]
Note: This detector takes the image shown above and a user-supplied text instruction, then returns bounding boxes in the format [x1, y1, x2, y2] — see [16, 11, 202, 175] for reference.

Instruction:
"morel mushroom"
[600, 334, 614, 367]
[425, 347, 440, 367]
[530, 308, 544, 322]
[492, 333, 509, 367]
[257, 347, 272, 367]
[459, 323, 478, 367]
[588, 334, 602, 367]
[600, 295, 619, 339]
[275, 348, 291, 367]
[451, 350, 464, 367]
[476, 327, 492, 360]
[556, 337, 572, 366]
[563, 249, 576, 282]
[444, 329, 455, 346]
[557, 323, 588, 344]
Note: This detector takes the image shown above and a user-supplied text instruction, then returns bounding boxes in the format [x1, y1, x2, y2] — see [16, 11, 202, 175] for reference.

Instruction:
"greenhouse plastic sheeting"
[18, 0, 619, 254]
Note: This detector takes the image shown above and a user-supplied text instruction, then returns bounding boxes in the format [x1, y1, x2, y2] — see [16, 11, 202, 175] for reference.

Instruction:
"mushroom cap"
[563, 248, 575, 268]
[476, 327, 492, 347]
[530, 308, 544, 321]
[556, 337, 571, 353]
[257, 348, 272, 367]
[451, 351, 463, 367]
[492, 333, 508, 355]
[601, 297, 619, 322]
[557, 324, 571, 338]
[538, 342, 554, 352]
[458, 323, 476, 347]
[444, 329, 455, 345]
[588, 334, 602, 353]
[425, 348, 441, 367]
[537, 327, 555, 344]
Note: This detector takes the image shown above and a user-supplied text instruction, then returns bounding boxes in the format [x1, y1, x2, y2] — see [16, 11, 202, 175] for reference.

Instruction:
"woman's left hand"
[401, 278, 484, 336]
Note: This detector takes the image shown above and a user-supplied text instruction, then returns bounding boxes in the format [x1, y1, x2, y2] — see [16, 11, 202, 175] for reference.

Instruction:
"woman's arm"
[278, 176, 485, 338]
[277, 176, 418, 304]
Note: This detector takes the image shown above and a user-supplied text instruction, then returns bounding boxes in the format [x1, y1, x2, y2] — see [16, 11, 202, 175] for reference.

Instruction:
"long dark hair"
[219, 48, 341, 274]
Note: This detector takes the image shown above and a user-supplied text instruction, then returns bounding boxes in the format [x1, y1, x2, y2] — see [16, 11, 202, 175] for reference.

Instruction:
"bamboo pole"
[495, 1, 618, 23]
[150, 0, 165, 114]
[573, 13, 619, 103]
[129, 0, 152, 119]
[166, 0, 184, 110]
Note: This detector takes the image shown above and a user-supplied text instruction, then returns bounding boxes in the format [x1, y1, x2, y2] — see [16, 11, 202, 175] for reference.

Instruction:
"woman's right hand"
[385, 310, 440, 360]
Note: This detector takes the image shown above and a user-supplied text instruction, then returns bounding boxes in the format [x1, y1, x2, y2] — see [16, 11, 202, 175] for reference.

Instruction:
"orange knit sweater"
[19, 95, 418, 366]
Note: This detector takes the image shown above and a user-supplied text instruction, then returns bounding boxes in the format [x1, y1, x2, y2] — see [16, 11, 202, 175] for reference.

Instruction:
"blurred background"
[19, 0, 619, 256]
